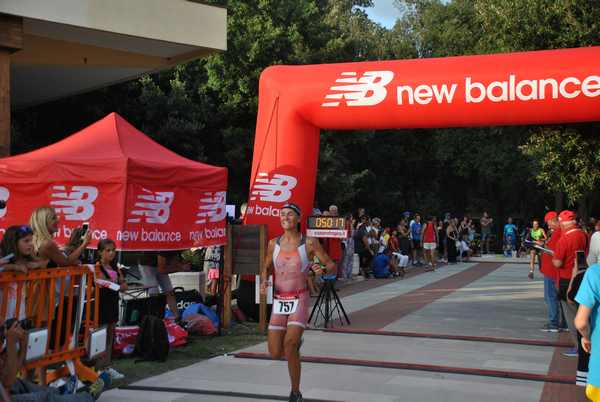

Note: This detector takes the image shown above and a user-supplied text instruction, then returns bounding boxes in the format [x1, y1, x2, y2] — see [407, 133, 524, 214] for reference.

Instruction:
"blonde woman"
[29, 206, 90, 268]
[29, 207, 91, 336]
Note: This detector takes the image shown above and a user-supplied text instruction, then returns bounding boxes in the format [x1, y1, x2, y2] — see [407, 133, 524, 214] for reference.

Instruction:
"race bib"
[273, 297, 299, 315]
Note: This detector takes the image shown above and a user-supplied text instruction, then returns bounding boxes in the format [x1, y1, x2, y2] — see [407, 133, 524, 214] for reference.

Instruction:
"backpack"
[134, 315, 169, 362]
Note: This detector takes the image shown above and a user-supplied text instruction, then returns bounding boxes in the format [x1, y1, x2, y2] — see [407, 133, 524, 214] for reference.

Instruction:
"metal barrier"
[0, 266, 100, 384]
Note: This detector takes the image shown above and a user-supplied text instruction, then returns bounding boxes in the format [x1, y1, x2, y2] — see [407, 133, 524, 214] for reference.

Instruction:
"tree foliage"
[11, 0, 600, 225]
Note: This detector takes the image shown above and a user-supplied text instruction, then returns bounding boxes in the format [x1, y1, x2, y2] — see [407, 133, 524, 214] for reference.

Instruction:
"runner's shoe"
[540, 323, 559, 333]
[289, 391, 304, 402]
[528, 270, 534, 280]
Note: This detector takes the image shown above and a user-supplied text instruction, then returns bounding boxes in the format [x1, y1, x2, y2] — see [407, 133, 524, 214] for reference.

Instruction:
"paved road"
[102, 262, 584, 402]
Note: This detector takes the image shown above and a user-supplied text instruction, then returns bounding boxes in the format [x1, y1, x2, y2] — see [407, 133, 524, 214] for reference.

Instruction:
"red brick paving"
[539, 333, 587, 402]
[317, 262, 586, 398]
[334, 262, 503, 329]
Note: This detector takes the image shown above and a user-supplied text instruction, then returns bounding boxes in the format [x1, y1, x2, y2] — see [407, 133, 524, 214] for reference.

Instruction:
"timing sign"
[306, 216, 347, 238]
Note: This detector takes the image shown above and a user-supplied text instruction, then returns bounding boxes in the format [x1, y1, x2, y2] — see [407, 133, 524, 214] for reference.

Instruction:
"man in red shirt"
[553, 210, 588, 351]
[540, 211, 562, 332]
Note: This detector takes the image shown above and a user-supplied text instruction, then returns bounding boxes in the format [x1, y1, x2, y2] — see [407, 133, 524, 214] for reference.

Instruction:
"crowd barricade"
[0, 266, 100, 384]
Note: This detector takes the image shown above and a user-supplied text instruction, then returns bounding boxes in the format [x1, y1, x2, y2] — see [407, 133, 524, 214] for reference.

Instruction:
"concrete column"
[0, 14, 23, 157]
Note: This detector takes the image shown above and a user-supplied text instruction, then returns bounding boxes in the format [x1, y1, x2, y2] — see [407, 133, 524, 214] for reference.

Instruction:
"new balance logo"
[322, 71, 394, 107]
[50, 185, 98, 221]
[196, 191, 226, 224]
[127, 189, 174, 224]
[250, 173, 297, 203]
[0, 187, 8, 218]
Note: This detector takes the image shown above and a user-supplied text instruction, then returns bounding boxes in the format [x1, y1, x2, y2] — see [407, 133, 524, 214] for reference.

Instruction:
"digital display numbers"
[307, 216, 346, 230]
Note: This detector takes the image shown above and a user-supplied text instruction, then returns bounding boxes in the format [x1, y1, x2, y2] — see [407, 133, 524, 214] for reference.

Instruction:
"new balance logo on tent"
[250, 173, 297, 203]
[321, 71, 394, 107]
[0, 187, 8, 218]
[50, 185, 98, 221]
[195, 191, 226, 224]
[127, 189, 174, 224]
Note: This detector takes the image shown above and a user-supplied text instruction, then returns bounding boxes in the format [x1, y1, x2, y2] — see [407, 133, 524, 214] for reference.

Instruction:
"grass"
[110, 322, 267, 385]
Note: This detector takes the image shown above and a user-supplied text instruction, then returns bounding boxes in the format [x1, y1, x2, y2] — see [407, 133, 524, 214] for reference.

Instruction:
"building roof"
[1, 0, 227, 108]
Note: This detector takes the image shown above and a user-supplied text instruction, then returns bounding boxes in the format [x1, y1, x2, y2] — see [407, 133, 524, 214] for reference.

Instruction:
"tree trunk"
[555, 192, 564, 212]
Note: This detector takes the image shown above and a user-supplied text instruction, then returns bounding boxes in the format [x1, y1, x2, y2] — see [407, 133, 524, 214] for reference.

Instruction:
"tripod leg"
[325, 282, 333, 328]
[308, 282, 326, 324]
[332, 286, 351, 325]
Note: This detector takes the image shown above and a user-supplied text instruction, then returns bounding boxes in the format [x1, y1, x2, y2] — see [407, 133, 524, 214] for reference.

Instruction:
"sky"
[362, 0, 401, 29]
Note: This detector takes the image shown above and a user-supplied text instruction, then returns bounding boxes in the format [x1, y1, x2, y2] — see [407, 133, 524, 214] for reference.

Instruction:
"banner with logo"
[0, 113, 228, 250]
[245, 47, 600, 238]
[0, 183, 227, 250]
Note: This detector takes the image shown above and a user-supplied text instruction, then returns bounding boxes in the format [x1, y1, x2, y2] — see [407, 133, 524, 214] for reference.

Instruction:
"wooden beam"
[0, 49, 10, 157]
[0, 14, 21, 157]
[0, 14, 23, 51]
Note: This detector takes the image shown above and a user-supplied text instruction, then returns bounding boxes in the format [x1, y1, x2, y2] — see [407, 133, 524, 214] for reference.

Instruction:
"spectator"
[357, 208, 366, 220]
[204, 246, 221, 295]
[540, 211, 563, 333]
[575, 264, 600, 400]
[480, 212, 493, 254]
[459, 216, 470, 239]
[1, 319, 107, 401]
[0, 226, 42, 320]
[503, 217, 518, 256]
[138, 251, 191, 321]
[527, 220, 547, 280]
[410, 214, 423, 266]
[30, 207, 91, 268]
[29, 208, 91, 333]
[397, 219, 411, 259]
[95, 239, 127, 379]
[378, 227, 390, 253]
[392, 251, 409, 273]
[353, 215, 373, 278]
[588, 221, 600, 266]
[504, 235, 516, 257]
[436, 218, 446, 263]
[388, 229, 400, 254]
[341, 213, 355, 279]
[372, 248, 401, 278]
[457, 237, 472, 262]
[446, 220, 458, 264]
[421, 216, 437, 271]
[553, 210, 589, 359]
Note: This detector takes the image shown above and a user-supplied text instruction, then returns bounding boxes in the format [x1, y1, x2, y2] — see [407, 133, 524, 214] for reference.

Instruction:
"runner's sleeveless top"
[531, 227, 544, 241]
[272, 235, 311, 296]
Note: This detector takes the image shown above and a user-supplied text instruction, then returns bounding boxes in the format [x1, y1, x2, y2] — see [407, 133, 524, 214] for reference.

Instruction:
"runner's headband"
[281, 203, 301, 216]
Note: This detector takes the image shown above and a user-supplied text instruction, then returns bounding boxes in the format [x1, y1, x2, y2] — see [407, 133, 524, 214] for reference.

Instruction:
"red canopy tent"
[0, 112, 228, 249]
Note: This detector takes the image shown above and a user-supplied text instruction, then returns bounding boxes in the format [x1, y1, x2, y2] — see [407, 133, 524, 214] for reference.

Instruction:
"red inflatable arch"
[245, 46, 600, 237]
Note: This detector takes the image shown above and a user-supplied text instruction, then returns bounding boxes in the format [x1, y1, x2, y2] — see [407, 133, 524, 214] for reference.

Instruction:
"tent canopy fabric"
[0, 112, 226, 186]
[0, 113, 228, 250]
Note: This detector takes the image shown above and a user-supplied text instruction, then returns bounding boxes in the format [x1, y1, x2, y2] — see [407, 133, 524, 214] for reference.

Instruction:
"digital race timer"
[306, 216, 347, 238]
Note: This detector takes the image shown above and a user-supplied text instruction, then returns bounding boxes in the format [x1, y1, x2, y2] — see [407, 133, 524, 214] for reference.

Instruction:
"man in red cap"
[553, 210, 589, 368]
[539, 211, 562, 332]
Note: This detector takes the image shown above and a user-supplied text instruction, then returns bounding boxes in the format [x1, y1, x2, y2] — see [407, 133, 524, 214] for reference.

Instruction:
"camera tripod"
[308, 275, 350, 328]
